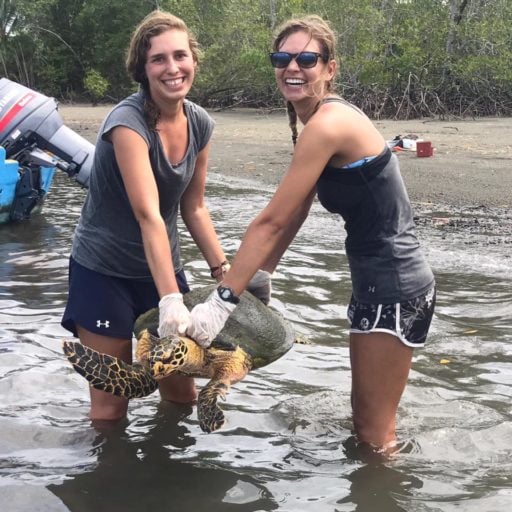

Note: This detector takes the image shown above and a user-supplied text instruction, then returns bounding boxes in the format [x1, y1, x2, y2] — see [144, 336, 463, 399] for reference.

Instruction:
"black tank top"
[316, 98, 434, 302]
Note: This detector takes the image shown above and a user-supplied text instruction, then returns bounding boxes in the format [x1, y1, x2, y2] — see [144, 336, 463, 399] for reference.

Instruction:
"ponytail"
[286, 101, 298, 146]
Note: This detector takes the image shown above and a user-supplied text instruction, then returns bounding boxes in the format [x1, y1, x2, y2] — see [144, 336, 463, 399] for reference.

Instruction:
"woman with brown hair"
[187, 15, 436, 455]
[61, 10, 230, 422]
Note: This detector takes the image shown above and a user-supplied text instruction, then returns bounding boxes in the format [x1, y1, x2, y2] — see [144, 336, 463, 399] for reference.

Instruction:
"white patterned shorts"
[347, 286, 436, 347]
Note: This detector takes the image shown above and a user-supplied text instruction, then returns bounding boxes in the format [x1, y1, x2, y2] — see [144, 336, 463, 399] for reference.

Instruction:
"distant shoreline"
[59, 105, 512, 209]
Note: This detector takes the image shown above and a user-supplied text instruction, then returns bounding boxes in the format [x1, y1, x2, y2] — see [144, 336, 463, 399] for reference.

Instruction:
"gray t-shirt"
[72, 91, 214, 279]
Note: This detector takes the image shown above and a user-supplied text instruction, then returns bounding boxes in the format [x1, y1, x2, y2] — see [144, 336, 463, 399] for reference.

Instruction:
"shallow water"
[1, 172, 511, 511]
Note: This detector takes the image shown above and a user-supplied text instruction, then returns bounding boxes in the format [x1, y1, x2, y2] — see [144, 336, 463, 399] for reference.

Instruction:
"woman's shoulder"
[184, 99, 213, 123]
[321, 95, 361, 109]
[184, 100, 215, 148]
[99, 91, 149, 142]
[303, 97, 382, 156]
[319, 96, 367, 119]
[109, 91, 145, 118]
[315, 97, 372, 135]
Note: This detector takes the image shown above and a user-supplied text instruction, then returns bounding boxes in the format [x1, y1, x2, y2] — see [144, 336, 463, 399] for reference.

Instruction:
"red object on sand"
[416, 141, 433, 157]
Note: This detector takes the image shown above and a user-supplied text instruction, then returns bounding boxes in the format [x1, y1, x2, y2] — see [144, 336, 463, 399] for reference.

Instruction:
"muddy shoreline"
[59, 104, 511, 208]
[59, 104, 512, 239]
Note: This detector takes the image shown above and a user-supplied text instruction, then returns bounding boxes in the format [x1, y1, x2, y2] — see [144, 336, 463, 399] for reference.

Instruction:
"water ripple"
[0, 174, 511, 510]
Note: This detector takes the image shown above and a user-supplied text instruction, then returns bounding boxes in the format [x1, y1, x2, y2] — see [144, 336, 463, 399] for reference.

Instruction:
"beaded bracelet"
[210, 260, 230, 279]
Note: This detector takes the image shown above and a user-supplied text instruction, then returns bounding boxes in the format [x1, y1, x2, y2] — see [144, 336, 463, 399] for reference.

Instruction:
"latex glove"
[247, 269, 272, 305]
[158, 293, 191, 337]
[186, 291, 236, 348]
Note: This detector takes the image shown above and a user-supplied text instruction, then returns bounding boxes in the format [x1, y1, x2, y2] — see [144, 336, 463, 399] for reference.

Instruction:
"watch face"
[217, 286, 239, 304]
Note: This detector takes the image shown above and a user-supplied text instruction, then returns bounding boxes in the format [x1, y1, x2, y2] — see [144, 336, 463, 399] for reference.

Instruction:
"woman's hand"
[247, 269, 272, 305]
[186, 290, 237, 348]
[158, 293, 191, 337]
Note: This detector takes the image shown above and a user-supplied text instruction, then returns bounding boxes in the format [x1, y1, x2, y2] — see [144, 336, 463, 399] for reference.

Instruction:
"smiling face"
[274, 30, 335, 105]
[144, 29, 197, 106]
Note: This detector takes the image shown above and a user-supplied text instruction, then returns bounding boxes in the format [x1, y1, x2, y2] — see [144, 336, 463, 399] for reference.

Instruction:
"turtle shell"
[134, 284, 294, 369]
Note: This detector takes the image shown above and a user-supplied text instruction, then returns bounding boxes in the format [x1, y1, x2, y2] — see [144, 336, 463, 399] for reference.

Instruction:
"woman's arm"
[111, 126, 192, 336]
[222, 116, 336, 295]
[179, 141, 228, 276]
[111, 126, 180, 297]
[186, 116, 338, 346]
[257, 187, 317, 273]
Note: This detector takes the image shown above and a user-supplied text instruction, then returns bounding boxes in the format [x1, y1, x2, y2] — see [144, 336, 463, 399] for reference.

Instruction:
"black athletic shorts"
[61, 257, 190, 339]
[347, 286, 436, 347]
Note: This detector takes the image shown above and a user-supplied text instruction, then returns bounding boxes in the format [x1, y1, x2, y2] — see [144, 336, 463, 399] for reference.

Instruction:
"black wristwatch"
[217, 285, 240, 304]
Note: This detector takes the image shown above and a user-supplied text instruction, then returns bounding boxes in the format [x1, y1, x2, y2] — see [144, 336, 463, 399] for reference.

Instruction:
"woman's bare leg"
[349, 331, 413, 450]
[158, 374, 197, 403]
[77, 325, 132, 422]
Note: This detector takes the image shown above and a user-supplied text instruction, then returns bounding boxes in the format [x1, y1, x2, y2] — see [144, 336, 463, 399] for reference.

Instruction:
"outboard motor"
[0, 77, 94, 188]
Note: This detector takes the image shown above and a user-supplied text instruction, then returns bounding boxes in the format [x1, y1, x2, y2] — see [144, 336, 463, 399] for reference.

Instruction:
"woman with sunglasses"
[60, 10, 234, 422]
[186, 14, 435, 454]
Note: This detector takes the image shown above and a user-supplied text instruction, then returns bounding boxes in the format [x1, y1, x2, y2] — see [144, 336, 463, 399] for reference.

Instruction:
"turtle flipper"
[62, 341, 158, 398]
[197, 379, 231, 433]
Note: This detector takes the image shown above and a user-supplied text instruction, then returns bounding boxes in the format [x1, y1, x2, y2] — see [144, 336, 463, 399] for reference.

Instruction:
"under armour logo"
[368, 286, 376, 293]
[96, 320, 110, 328]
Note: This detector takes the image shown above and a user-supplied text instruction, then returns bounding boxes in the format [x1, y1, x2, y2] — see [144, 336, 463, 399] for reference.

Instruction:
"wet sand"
[59, 104, 511, 209]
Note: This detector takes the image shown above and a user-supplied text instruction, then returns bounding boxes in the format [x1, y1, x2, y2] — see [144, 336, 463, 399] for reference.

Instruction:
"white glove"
[247, 269, 272, 305]
[186, 291, 236, 348]
[158, 293, 191, 337]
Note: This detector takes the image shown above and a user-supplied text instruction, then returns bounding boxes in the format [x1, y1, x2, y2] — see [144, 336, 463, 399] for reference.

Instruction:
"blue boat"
[0, 146, 56, 223]
[0, 78, 93, 224]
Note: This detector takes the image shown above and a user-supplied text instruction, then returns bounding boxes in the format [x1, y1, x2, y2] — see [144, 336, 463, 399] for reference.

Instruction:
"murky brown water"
[1, 172, 511, 511]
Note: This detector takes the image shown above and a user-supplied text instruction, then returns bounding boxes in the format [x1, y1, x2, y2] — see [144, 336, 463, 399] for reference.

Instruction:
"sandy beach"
[59, 104, 511, 209]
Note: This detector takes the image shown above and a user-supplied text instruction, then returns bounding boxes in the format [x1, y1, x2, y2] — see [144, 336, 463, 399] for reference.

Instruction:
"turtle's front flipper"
[62, 341, 158, 398]
[196, 346, 252, 433]
[197, 379, 231, 433]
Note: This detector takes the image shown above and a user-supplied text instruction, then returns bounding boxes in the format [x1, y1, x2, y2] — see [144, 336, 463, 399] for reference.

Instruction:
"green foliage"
[1, 0, 511, 117]
[84, 69, 109, 104]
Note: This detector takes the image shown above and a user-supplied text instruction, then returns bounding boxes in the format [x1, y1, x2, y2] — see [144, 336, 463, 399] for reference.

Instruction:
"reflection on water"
[1, 172, 511, 511]
[48, 402, 278, 512]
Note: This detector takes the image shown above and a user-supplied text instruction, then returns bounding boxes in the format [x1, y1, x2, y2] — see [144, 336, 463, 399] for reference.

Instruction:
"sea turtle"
[62, 284, 295, 433]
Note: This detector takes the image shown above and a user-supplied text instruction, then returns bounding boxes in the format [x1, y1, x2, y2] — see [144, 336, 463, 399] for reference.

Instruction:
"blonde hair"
[273, 15, 337, 145]
[125, 10, 200, 128]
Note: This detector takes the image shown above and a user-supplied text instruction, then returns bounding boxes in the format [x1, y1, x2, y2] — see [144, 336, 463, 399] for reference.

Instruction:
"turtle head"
[147, 335, 188, 380]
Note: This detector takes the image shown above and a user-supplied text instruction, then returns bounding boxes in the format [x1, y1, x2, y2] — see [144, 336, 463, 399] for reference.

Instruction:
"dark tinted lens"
[295, 52, 320, 68]
[269, 52, 292, 68]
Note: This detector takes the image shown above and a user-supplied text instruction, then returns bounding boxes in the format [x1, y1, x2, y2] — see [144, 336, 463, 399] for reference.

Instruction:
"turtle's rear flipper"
[62, 341, 158, 398]
[197, 379, 231, 433]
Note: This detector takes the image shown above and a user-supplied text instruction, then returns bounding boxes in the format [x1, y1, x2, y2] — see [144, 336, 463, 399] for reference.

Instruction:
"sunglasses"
[269, 51, 327, 69]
